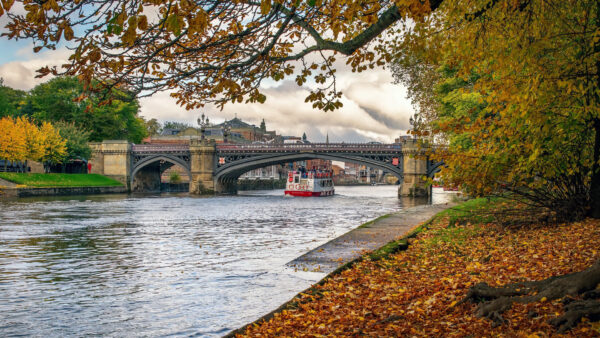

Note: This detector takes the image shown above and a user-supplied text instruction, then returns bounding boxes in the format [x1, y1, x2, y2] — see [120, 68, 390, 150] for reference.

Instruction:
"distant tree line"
[143, 119, 196, 136]
[0, 76, 151, 168]
[0, 76, 147, 144]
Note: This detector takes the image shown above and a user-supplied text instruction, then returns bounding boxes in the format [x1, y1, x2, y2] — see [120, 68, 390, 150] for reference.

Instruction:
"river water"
[0, 186, 452, 337]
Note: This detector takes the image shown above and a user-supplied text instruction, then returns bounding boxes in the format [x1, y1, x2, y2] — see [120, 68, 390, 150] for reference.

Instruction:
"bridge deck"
[132, 143, 402, 153]
[217, 143, 401, 153]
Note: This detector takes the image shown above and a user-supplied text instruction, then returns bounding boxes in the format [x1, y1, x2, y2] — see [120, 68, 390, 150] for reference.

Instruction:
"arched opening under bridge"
[214, 153, 404, 194]
[130, 155, 192, 192]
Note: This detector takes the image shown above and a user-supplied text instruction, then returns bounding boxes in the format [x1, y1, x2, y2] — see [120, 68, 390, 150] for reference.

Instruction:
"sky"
[0, 26, 415, 143]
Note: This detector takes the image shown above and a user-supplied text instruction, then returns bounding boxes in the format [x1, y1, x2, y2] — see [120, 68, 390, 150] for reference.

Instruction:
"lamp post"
[222, 122, 231, 143]
[197, 113, 210, 140]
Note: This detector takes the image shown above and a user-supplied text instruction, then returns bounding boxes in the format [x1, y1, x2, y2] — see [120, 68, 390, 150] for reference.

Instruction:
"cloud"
[139, 72, 413, 142]
[0, 38, 414, 142]
[0, 46, 71, 90]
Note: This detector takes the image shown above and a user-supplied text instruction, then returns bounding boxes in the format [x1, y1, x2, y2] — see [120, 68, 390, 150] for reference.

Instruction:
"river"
[0, 186, 453, 337]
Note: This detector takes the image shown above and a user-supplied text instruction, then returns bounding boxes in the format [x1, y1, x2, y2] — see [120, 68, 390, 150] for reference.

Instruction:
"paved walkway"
[287, 203, 455, 273]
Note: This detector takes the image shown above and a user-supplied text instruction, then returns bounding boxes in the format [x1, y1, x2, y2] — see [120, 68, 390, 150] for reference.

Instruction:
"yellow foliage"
[16, 116, 45, 161]
[0, 116, 67, 168]
[0, 116, 27, 165]
[39, 121, 67, 165]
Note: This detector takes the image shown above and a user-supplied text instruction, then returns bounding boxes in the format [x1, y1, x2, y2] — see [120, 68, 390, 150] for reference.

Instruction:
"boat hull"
[284, 189, 334, 197]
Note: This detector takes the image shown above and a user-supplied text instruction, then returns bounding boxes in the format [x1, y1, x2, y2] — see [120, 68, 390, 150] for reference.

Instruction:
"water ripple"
[0, 186, 452, 337]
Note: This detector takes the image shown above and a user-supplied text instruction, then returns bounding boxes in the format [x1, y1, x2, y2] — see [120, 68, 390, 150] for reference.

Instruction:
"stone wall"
[0, 186, 127, 198]
[89, 141, 131, 188]
[28, 160, 45, 174]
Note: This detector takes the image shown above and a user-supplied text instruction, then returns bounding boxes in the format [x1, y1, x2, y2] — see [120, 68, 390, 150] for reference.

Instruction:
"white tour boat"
[284, 170, 335, 197]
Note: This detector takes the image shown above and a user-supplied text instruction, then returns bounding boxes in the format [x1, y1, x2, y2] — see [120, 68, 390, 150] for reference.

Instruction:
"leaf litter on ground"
[238, 199, 600, 337]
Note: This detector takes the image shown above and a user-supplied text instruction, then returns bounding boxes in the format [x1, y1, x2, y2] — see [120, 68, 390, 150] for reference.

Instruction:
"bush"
[169, 172, 181, 184]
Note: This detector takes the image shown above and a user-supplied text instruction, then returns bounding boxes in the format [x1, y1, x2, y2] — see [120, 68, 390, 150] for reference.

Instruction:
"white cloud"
[0, 46, 71, 90]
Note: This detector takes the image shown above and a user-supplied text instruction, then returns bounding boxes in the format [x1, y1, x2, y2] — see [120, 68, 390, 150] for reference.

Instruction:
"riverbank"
[233, 198, 600, 336]
[288, 203, 455, 273]
[0, 173, 125, 198]
[0, 173, 122, 187]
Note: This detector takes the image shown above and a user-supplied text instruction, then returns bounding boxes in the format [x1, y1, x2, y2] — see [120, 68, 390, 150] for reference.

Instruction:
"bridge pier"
[189, 139, 217, 194]
[215, 179, 238, 195]
[89, 140, 132, 189]
[398, 139, 430, 198]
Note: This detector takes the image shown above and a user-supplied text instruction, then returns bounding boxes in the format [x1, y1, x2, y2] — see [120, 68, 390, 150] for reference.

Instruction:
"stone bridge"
[89, 138, 442, 197]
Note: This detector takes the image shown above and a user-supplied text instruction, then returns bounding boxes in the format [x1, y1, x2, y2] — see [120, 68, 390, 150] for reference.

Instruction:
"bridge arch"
[130, 155, 192, 189]
[214, 153, 403, 182]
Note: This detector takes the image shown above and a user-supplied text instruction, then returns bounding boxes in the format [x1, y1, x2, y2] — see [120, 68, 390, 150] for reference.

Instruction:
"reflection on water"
[0, 186, 453, 336]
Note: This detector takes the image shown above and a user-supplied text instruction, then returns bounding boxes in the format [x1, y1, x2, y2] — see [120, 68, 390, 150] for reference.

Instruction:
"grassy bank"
[237, 198, 600, 336]
[0, 173, 123, 188]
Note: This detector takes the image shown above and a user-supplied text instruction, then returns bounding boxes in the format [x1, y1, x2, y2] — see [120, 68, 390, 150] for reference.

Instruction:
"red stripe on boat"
[284, 190, 324, 197]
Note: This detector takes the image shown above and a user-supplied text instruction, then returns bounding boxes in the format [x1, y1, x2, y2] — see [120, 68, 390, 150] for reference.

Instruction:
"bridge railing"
[216, 143, 401, 152]
[131, 142, 405, 152]
[132, 144, 190, 152]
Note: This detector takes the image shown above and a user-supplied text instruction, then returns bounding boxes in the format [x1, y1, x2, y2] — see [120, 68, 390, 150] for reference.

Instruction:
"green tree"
[55, 121, 92, 161]
[27, 76, 147, 143]
[144, 118, 162, 136]
[0, 79, 26, 118]
[163, 121, 191, 130]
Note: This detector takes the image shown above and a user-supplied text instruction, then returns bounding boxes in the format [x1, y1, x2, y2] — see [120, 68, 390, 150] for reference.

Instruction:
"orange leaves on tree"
[0, 0, 441, 110]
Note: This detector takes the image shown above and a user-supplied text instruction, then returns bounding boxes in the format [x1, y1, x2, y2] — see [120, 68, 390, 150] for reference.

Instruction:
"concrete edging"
[224, 202, 455, 337]
[0, 185, 127, 198]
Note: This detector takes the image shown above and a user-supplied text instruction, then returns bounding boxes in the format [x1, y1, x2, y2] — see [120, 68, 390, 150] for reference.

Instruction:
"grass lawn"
[0, 173, 123, 188]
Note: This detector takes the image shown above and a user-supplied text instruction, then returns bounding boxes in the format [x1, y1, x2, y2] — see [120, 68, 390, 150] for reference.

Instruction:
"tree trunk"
[462, 259, 600, 332]
[591, 119, 600, 218]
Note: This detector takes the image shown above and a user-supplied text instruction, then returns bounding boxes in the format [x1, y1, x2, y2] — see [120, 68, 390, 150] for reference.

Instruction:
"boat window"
[294, 176, 299, 183]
